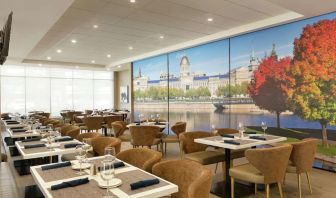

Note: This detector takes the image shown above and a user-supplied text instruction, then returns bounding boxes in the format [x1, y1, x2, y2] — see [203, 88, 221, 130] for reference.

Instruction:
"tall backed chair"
[152, 159, 213, 198]
[129, 125, 162, 152]
[286, 138, 318, 198]
[67, 111, 82, 124]
[64, 126, 80, 139]
[215, 128, 239, 135]
[111, 121, 130, 141]
[229, 144, 292, 198]
[59, 124, 72, 136]
[103, 115, 123, 135]
[76, 132, 101, 142]
[82, 116, 104, 132]
[91, 137, 121, 155]
[162, 122, 186, 156]
[116, 148, 162, 173]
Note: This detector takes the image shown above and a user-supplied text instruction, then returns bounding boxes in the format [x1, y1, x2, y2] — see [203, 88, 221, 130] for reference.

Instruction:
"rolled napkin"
[11, 129, 27, 133]
[250, 136, 266, 141]
[22, 137, 41, 142]
[130, 179, 160, 190]
[7, 121, 20, 125]
[5, 120, 18, 123]
[51, 177, 89, 191]
[24, 143, 46, 149]
[245, 132, 257, 135]
[10, 126, 24, 130]
[98, 161, 125, 171]
[41, 161, 71, 171]
[55, 136, 73, 142]
[224, 140, 240, 145]
[220, 134, 234, 138]
[64, 143, 83, 148]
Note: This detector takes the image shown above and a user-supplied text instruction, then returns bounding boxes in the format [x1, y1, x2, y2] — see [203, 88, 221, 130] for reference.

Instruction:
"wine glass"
[104, 147, 116, 162]
[75, 145, 86, 175]
[82, 138, 92, 158]
[150, 114, 154, 122]
[211, 124, 217, 135]
[156, 114, 160, 123]
[238, 122, 245, 138]
[99, 161, 115, 198]
[261, 122, 267, 136]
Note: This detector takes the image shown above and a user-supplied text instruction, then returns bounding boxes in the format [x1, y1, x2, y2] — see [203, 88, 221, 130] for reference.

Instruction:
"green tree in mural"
[216, 85, 230, 97]
[286, 19, 336, 147]
[248, 54, 292, 128]
[196, 87, 211, 97]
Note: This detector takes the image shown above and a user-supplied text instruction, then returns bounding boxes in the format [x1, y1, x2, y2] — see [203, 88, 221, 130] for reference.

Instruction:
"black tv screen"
[0, 12, 13, 65]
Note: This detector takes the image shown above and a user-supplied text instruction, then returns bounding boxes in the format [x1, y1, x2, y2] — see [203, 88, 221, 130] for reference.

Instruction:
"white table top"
[7, 128, 41, 138]
[15, 139, 85, 159]
[30, 156, 178, 198]
[195, 134, 287, 150]
[127, 122, 167, 129]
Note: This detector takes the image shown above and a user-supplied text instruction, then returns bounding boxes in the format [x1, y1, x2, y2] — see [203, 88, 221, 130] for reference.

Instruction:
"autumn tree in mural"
[248, 50, 292, 128]
[286, 19, 336, 147]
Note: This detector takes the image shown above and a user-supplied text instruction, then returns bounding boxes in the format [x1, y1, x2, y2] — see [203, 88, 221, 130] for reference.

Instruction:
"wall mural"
[132, 12, 336, 170]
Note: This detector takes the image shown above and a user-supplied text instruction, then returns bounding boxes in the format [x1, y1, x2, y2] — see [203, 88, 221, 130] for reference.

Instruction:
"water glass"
[99, 161, 115, 198]
[261, 122, 267, 136]
[238, 122, 245, 138]
[104, 147, 116, 162]
[75, 145, 86, 175]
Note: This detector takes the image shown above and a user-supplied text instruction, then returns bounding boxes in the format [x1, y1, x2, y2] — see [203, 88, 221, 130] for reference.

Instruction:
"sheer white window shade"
[50, 67, 73, 78]
[93, 71, 113, 80]
[93, 80, 113, 109]
[73, 70, 93, 79]
[1, 77, 25, 114]
[73, 79, 94, 110]
[50, 79, 73, 116]
[26, 66, 50, 77]
[1, 65, 25, 76]
[26, 77, 50, 113]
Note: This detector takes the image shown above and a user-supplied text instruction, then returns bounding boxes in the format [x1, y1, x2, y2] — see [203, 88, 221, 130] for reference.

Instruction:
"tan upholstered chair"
[91, 137, 121, 155]
[64, 126, 80, 139]
[162, 122, 186, 156]
[286, 138, 318, 198]
[59, 124, 73, 136]
[76, 132, 101, 142]
[229, 144, 293, 198]
[152, 159, 213, 198]
[129, 125, 163, 152]
[103, 115, 123, 135]
[116, 148, 162, 173]
[179, 131, 226, 166]
[82, 116, 104, 132]
[67, 111, 82, 124]
[215, 128, 239, 135]
[111, 121, 131, 141]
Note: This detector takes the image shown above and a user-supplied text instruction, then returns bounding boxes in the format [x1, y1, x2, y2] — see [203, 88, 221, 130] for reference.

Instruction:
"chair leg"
[306, 172, 313, 194]
[215, 163, 218, 173]
[298, 173, 302, 198]
[179, 141, 183, 159]
[278, 182, 284, 198]
[164, 142, 167, 155]
[221, 162, 226, 180]
[254, 183, 257, 194]
[265, 184, 270, 198]
[231, 177, 234, 198]
[283, 173, 286, 185]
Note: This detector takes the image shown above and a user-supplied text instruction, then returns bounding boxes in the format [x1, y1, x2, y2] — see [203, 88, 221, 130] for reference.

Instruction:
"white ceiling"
[1, 0, 336, 68]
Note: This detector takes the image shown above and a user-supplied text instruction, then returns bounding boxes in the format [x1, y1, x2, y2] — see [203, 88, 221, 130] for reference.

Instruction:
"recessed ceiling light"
[159, 35, 164, 39]
[91, 60, 95, 64]
[118, 65, 121, 68]
[71, 39, 77, 43]
[56, 49, 62, 53]
[107, 54, 111, 58]
[130, 0, 136, 3]
[106, 68, 110, 71]
[93, 25, 98, 29]
[46, 56, 51, 60]
[207, 18, 213, 22]
[75, 66, 79, 69]
[128, 46, 133, 50]
[38, 63, 42, 66]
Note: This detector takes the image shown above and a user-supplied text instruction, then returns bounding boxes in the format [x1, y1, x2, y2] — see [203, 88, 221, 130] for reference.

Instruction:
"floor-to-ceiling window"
[0, 65, 113, 116]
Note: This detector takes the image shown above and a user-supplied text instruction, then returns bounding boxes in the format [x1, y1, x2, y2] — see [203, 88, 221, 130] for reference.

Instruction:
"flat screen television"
[0, 12, 13, 65]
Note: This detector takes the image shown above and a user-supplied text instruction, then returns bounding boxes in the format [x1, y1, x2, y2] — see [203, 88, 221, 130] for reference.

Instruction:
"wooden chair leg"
[231, 177, 234, 198]
[278, 182, 284, 198]
[298, 173, 302, 198]
[266, 184, 270, 198]
[221, 162, 226, 180]
[215, 163, 218, 173]
[164, 142, 167, 155]
[283, 173, 286, 185]
[306, 172, 313, 194]
[254, 183, 257, 194]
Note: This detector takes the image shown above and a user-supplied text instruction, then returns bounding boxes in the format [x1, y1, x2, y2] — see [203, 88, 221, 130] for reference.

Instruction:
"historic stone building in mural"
[133, 52, 260, 97]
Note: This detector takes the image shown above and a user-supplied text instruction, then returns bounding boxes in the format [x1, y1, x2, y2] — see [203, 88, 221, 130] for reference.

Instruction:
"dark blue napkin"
[130, 179, 160, 190]
[42, 161, 71, 171]
[250, 136, 266, 141]
[7, 121, 20, 125]
[224, 140, 240, 145]
[10, 126, 24, 130]
[22, 137, 41, 142]
[154, 122, 166, 125]
[245, 132, 257, 135]
[24, 144, 46, 149]
[64, 143, 83, 148]
[55, 137, 73, 142]
[12, 129, 27, 133]
[220, 134, 234, 138]
[51, 178, 89, 190]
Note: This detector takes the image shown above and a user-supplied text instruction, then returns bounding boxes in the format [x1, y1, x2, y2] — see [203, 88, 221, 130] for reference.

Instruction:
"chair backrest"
[76, 132, 101, 142]
[85, 109, 93, 115]
[111, 121, 127, 137]
[116, 148, 162, 172]
[245, 143, 292, 184]
[65, 126, 80, 139]
[290, 138, 318, 173]
[91, 137, 121, 155]
[67, 111, 82, 123]
[171, 122, 187, 137]
[129, 125, 160, 147]
[215, 128, 238, 135]
[153, 159, 213, 198]
[179, 131, 212, 154]
[104, 115, 123, 128]
[59, 124, 72, 135]
[84, 116, 104, 130]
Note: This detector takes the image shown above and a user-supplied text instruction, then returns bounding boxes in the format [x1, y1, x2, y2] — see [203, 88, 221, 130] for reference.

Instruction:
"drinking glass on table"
[238, 122, 245, 138]
[75, 145, 86, 175]
[261, 121, 267, 136]
[104, 147, 116, 162]
[99, 161, 115, 198]
[82, 138, 92, 158]
[156, 114, 160, 122]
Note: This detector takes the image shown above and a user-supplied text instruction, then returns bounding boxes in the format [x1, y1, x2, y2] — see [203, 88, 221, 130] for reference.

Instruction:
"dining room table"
[194, 133, 287, 198]
[30, 156, 178, 198]
[126, 122, 168, 130]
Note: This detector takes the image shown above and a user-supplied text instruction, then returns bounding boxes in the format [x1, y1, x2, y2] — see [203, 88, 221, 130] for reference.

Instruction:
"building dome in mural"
[180, 56, 190, 77]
